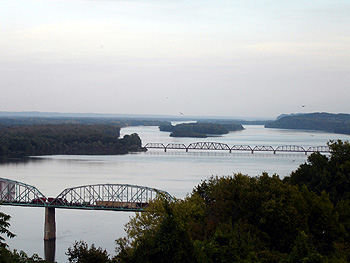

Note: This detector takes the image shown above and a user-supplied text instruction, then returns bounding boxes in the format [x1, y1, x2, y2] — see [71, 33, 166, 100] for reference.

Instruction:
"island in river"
[0, 124, 146, 158]
[159, 122, 244, 138]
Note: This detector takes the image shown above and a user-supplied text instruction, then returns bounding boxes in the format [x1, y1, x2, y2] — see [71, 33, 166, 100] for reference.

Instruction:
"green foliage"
[115, 198, 196, 263]
[0, 124, 145, 157]
[285, 140, 350, 203]
[281, 231, 324, 263]
[66, 241, 115, 263]
[0, 210, 15, 249]
[0, 248, 46, 263]
[115, 172, 348, 262]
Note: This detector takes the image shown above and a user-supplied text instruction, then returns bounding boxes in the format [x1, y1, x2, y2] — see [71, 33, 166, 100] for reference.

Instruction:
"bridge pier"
[44, 207, 56, 240]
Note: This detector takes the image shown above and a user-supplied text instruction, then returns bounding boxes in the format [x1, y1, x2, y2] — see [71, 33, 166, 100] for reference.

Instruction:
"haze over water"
[1, 125, 350, 262]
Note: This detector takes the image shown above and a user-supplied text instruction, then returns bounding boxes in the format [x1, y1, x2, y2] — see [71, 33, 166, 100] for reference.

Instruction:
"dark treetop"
[0, 124, 145, 157]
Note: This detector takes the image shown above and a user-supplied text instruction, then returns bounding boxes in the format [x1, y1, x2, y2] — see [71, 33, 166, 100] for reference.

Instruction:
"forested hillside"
[0, 117, 170, 127]
[265, 112, 350, 135]
[0, 124, 145, 157]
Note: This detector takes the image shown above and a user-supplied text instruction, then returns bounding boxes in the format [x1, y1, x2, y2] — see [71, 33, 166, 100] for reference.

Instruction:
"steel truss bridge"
[144, 142, 330, 155]
[0, 178, 171, 211]
[0, 177, 172, 241]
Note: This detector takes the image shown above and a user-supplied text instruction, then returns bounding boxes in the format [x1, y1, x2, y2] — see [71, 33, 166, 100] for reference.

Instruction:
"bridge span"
[144, 142, 331, 154]
[0, 177, 172, 240]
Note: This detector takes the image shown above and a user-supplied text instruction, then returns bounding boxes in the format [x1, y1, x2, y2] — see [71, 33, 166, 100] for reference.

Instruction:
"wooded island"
[159, 122, 244, 138]
[0, 124, 145, 157]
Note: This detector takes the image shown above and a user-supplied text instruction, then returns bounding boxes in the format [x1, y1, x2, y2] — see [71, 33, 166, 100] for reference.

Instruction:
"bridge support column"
[44, 207, 56, 240]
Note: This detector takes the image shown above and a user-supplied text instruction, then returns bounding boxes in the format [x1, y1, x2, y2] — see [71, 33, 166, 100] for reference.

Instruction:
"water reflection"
[44, 240, 56, 262]
[0, 156, 31, 165]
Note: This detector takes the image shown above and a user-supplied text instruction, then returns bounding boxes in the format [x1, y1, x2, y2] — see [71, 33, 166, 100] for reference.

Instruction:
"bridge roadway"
[0, 177, 172, 241]
[144, 142, 331, 154]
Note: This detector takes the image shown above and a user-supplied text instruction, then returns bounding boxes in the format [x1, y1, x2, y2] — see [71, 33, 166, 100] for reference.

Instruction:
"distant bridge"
[144, 142, 331, 155]
[0, 177, 172, 241]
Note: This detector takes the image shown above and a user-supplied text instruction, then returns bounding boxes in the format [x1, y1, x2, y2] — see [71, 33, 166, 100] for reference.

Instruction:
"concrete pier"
[44, 207, 56, 240]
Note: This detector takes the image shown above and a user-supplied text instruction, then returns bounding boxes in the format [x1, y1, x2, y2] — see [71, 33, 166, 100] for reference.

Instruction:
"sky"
[0, 0, 349, 118]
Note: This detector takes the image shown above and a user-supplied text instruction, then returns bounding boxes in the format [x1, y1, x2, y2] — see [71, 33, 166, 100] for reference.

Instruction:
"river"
[1, 125, 349, 262]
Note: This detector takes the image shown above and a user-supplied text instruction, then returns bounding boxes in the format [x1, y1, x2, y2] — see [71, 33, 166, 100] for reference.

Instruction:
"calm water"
[1, 125, 350, 262]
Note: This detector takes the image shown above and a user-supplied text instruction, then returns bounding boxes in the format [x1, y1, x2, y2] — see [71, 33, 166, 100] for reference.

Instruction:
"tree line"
[265, 112, 350, 135]
[0, 124, 145, 157]
[0, 117, 170, 128]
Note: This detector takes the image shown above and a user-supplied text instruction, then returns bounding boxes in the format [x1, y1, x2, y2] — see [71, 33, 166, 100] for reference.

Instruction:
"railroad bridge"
[144, 142, 331, 154]
[0, 177, 172, 240]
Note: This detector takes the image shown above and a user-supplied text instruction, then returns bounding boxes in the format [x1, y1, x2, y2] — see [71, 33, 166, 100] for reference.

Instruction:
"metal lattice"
[53, 184, 172, 211]
[0, 178, 172, 211]
[0, 178, 47, 206]
[144, 142, 331, 154]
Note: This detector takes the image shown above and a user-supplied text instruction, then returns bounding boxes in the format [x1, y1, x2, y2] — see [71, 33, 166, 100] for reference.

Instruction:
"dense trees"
[0, 124, 145, 157]
[115, 174, 350, 262]
[285, 140, 350, 203]
[159, 122, 244, 138]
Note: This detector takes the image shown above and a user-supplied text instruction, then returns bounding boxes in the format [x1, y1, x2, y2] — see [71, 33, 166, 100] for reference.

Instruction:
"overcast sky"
[1, 0, 349, 118]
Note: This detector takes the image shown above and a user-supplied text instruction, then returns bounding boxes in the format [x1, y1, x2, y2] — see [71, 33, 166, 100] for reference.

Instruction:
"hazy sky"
[1, 0, 349, 118]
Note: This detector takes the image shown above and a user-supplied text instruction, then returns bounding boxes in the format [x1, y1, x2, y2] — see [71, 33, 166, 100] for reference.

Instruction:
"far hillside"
[0, 116, 170, 127]
[265, 112, 350, 135]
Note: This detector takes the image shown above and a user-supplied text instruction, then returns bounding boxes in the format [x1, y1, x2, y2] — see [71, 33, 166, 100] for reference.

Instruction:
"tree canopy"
[0, 124, 145, 157]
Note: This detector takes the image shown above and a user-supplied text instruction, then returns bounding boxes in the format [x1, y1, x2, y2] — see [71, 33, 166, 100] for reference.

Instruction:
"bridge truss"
[55, 184, 171, 211]
[0, 178, 172, 212]
[144, 142, 331, 154]
[0, 178, 47, 206]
